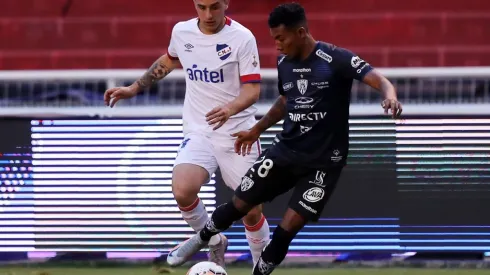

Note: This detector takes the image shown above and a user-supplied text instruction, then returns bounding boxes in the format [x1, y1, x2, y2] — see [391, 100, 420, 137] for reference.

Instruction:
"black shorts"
[235, 147, 343, 222]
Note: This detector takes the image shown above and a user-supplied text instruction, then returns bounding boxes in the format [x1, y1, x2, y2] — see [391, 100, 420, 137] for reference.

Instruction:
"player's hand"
[206, 105, 232, 130]
[104, 86, 138, 107]
[231, 129, 261, 156]
[381, 98, 403, 118]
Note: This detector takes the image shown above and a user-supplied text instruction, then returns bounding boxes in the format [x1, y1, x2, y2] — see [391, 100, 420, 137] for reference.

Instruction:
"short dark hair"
[268, 2, 307, 30]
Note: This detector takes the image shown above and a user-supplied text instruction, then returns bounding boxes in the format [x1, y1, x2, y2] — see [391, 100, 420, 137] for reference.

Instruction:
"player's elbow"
[162, 54, 181, 70]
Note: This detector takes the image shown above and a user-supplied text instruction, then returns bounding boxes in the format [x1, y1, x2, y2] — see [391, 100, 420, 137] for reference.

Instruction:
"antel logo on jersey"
[292, 68, 311, 73]
[217, 44, 232, 61]
[351, 56, 364, 68]
[315, 49, 332, 63]
[302, 187, 325, 203]
[283, 82, 294, 92]
[186, 64, 224, 83]
[289, 112, 327, 122]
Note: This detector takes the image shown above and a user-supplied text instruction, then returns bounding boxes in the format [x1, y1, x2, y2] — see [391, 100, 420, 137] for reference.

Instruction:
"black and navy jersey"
[271, 41, 374, 168]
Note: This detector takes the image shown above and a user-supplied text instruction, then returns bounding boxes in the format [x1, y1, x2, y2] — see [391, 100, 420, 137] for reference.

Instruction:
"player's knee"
[231, 195, 254, 214]
[242, 205, 263, 225]
[172, 164, 208, 207]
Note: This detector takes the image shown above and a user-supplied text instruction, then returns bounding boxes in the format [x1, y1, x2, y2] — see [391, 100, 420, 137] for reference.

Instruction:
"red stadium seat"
[1, 53, 54, 70]
[60, 20, 116, 49]
[0, 0, 67, 18]
[445, 49, 490, 66]
[323, 16, 443, 47]
[0, 20, 60, 50]
[231, 0, 487, 14]
[66, 0, 195, 17]
[0, 0, 488, 68]
[387, 49, 440, 67]
[443, 16, 490, 46]
[114, 19, 172, 49]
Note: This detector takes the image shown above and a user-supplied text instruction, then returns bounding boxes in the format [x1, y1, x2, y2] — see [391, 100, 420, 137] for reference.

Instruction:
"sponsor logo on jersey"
[294, 97, 314, 104]
[289, 112, 327, 122]
[356, 63, 370, 74]
[217, 44, 232, 61]
[186, 64, 224, 83]
[300, 125, 312, 134]
[283, 82, 294, 92]
[299, 201, 317, 214]
[302, 187, 325, 203]
[293, 68, 311, 73]
[294, 97, 314, 109]
[184, 43, 194, 52]
[351, 56, 364, 68]
[315, 49, 332, 63]
[311, 81, 329, 89]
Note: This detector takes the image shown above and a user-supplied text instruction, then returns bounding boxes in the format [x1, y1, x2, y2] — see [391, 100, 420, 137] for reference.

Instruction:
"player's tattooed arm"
[252, 95, 287, 134]
[362, 69, 403, 117]
[130, 54, 180, 93]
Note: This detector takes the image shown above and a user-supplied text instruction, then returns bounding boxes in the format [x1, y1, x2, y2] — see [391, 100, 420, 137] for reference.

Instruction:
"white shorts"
[173, 132, 261, 190]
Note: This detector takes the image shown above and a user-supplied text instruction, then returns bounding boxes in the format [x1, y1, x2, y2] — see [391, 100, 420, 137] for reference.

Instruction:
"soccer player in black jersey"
[167, 3, 403, 274]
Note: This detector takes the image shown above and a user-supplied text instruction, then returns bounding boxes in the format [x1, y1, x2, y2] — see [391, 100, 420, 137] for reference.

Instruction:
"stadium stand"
[0, 0, 488, 69]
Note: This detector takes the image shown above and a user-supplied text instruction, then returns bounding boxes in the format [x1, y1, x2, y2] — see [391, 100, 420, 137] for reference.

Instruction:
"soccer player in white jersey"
[103, 0, 270, 268]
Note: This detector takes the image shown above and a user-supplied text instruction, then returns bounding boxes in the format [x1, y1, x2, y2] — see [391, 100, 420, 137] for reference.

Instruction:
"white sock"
[244, 214, 270, 266]
[179, 198, 221, 246]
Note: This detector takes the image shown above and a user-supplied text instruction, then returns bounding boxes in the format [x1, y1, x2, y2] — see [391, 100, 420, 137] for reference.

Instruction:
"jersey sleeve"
[238, 35, 261, 84]
[167, 24, 179, 60]
[278, 75, 285, 95]
[331, 46, 373, 81]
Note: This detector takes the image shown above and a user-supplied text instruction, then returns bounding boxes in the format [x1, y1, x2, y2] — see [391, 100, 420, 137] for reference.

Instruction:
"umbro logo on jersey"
[217, 44, 232, 61]
[184, 43, 194, 52]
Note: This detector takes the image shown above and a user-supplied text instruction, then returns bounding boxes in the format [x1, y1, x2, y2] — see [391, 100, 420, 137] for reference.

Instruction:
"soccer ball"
[186, 261, 227, 275]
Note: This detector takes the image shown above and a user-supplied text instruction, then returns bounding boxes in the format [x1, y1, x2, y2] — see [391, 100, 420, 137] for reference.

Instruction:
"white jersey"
[167, 17, 261, 139]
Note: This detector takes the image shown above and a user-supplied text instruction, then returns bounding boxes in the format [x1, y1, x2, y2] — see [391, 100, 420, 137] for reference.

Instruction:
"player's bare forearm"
[129, 54, 180, 93]
[225, 83, 261, 116]
[252, 95, 287, 134]
[362, 69, 398, 100]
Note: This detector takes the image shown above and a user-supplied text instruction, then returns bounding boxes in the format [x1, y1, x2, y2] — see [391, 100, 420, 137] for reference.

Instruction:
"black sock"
[199, 201, 246, 242]
[253, 225, 296, 275]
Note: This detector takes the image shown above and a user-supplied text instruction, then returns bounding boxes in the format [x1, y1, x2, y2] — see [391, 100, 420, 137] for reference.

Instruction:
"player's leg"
[167, 149, 294, 267]
[252, 167, 343, 275]
[216, 141, 270, 266]
[172, 134, 225, 260]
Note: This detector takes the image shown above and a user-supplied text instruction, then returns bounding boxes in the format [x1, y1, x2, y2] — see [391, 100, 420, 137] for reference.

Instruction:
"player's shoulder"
[316, 41, 364, 67]
[317, 41, 357, 59]
[171, 18, 199, 34]
[276, 55, 287, 68]
[314, 41, 344, 63]
[225, 17, 256, 40]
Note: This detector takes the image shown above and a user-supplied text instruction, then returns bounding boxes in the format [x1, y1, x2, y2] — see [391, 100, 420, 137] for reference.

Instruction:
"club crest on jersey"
[297, 79, 309, 95]
[216, 44, 232, 60]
